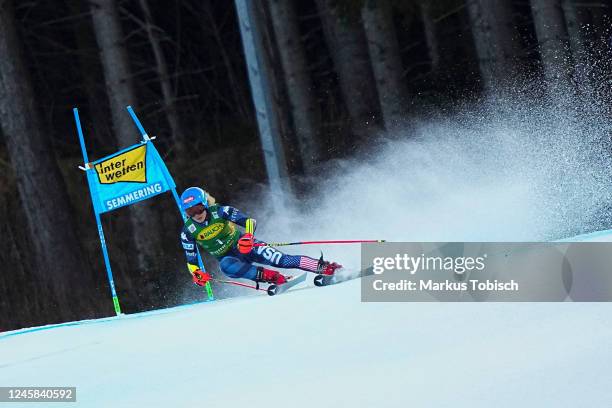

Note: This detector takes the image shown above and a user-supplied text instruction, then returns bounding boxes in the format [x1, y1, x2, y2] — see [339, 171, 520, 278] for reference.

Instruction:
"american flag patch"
[298, 256, 319, 272]
[280, 255, 320, 272]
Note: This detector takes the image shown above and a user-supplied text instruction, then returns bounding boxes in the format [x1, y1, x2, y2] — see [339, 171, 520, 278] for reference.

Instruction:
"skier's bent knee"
[219, 256, 258, 280]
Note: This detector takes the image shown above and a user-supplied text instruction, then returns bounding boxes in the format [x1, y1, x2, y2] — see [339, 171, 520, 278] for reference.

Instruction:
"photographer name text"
[371, 253, 518, 292]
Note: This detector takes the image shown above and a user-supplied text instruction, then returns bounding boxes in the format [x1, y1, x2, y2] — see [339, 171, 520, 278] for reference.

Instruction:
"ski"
[313, 266, 375, 287]
[267, 272, 307, 296]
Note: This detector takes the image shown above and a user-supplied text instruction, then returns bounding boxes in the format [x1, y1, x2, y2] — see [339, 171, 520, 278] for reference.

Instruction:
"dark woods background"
[0, 0, 611, 331]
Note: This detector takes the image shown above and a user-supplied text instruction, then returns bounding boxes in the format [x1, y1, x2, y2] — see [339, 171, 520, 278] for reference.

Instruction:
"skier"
[179, 187, 342, 288]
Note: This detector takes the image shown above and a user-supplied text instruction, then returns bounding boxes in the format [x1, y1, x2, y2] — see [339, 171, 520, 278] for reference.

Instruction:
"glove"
[192, 270, 211, 286]
[237, 233, 255, 254]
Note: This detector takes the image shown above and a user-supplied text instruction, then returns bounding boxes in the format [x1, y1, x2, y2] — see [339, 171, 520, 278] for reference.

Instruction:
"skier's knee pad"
[219, 256, 258, 280]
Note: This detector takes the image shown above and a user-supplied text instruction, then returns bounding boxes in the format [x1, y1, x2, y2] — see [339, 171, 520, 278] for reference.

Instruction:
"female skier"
[179, 187, 341, 288]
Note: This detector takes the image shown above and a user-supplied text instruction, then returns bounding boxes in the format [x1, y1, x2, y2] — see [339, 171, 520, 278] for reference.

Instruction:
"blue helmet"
[180, 187, 208, 211]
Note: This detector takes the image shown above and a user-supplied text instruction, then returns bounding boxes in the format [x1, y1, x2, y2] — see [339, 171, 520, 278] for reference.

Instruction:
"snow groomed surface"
[2, 231, 612, 407]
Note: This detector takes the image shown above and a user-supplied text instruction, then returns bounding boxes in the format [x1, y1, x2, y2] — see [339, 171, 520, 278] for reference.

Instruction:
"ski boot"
[318, 261, 342, 276]
[257, 267, 296, 296]
[314, 257, 343, 286]
[256, 267, 288, 285]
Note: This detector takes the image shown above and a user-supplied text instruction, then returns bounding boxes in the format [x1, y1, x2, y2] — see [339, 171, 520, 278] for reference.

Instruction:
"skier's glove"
[193, 270, 211, 286]
[237, 233, 255, 254]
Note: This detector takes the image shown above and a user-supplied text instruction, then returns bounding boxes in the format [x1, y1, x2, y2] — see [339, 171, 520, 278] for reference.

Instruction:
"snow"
[556, 228, 612, 242]
[2, 232, 612, 407]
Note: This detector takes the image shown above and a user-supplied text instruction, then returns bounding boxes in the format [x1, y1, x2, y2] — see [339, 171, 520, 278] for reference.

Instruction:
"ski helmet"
[180, 187, 208, 211]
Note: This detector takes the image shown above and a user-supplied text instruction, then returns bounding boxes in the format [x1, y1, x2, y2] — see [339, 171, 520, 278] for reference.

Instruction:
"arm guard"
[218, 205, 256, 232]
[245, 218, 255, 234]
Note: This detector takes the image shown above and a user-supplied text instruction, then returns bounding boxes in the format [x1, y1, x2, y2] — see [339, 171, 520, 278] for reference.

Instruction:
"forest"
[1, 0, 611, 331]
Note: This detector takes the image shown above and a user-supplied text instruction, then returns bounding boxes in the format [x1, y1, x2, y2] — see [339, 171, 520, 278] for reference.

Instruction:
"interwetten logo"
[95, 144, 147, 184]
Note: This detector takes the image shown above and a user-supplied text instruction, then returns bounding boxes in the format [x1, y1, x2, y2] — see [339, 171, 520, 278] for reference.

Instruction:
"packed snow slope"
[2, 230, 612, 408]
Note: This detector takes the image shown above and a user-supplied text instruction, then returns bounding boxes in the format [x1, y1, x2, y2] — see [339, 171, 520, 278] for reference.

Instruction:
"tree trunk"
[0, 1, 98, 322]
[561, 0, 597, 95]
[466, 0, 522, 92]
[90, 0, 138, 148]
[90, 0, 164, 277]
[562, 0, 587, 60]
[138, 0, 185, 158]
[267, 0, 321, 172]
[585, 1, 612, 79]
[257, 2, 301, 177]
[315, 0, 381, 140]
[67, 0, 112, 149]
[587, 2, 611, 42]
[0, 194, 44, 330]
[235, 0, 293, 200]
[530, 0, 573, 90]
[419, 0, 441, 74]
[202, 0, 252, 123]
[361, 0, 408, 129]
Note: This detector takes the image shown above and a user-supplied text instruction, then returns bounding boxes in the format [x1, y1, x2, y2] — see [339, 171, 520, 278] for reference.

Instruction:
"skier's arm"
[217, 205, 256, 253]
[181, 230, 212, 286]
[218, 205, 256, 232]
[180, 230, 199, 274]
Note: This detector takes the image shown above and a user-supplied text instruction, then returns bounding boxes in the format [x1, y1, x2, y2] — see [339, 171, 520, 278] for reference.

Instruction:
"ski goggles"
[185, 204, 206, 218]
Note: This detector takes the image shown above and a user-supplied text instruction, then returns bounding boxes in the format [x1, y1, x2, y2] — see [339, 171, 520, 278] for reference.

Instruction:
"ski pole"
[253, 239, 385, 247]
[212, 278, 268, 292]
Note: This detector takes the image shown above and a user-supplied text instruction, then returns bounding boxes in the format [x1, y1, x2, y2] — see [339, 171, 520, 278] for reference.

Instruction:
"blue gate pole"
[127, 106, 214, 301]
[171, 188, 214, 301]
[73, 108, 123, 315]
[126, 105, 151, 142]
